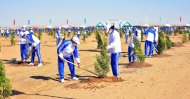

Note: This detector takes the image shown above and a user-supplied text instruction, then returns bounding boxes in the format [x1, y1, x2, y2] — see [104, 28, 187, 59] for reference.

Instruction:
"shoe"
[60, 79, 64, 83]
[149, 56, 152, 57]
[37, 63, 43, 67]
[28, 63, 34, 66]
[72, 77, 79, 80]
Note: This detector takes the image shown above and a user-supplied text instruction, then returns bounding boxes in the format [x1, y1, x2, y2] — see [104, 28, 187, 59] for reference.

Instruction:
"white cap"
[72, 36, 80, 45]
[22, 25, 27, 28]
[106, 24, 111, 33]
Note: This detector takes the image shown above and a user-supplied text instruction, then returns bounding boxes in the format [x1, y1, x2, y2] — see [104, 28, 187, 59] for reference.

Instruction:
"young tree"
[182, 31, 187, 43]
[10, 33, 15, 45]
[158, 32, 166, 54]
[95, 30, 103, 49]
[94, 38, 110, 78]
[0, 60, 12, 98]
[166, 35, 173, 49]
[133, 37, 145, 63]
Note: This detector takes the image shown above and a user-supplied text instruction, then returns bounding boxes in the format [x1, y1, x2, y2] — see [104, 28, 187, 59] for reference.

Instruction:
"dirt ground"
[0, 33, 190, 99]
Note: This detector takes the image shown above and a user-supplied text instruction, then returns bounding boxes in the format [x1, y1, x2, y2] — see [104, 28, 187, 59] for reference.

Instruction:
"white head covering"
[72, 36, 80, 45]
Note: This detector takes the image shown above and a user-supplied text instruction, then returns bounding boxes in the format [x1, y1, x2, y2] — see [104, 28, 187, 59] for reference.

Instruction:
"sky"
[0, 0, 190, 27]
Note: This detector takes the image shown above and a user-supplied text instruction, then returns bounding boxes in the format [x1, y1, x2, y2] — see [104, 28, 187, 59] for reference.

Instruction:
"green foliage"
[158, 32, 166, 54]
[165, 35, 173, 49]
[10, 33, 15, 45]
[179, 30, 183, 34]
[118, 29, 124, 38]
[182, 31, 187, 43]
[133, 37, 145, 63]
[95, 30, 103, 49]
[94, 38, 110, 78]
[174, 29, 178, 36]
[0, 60, 12, 98]
[141, 30, 144, 41]
[38, 32, 42, 40]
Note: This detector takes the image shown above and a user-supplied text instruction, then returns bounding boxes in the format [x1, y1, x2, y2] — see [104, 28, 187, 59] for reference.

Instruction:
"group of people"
[124, 26, 158, 63]
[1, 25, 159, 83]
[17, 25, 43, 67]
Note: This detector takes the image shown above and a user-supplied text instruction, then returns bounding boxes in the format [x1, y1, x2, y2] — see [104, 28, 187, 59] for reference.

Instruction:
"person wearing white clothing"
[22, 33, 42, 67]
[57, 36, 80, 82]
[107, 25, 122, 77]
[18, 25, 29, 62]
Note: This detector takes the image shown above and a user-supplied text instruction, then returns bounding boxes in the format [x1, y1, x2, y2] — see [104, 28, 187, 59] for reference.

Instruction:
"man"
[124, 27, 130, 43]
[5, 28, 10, 38]
[135, 28, 142, 43]
[144, 27, 156, 57]
[128, 33, 137, 63]
[77, 28, 80, 39]
[153, 27, 159, 54]
[107, 25, 122, 77]
[57, 36, 80, 83]
[24, 33, 43, 67]
[56, 28, 61, 46]
[29, 27, 34, 35]
[18, 25, 29, 62]
[0, 29, 4, 37]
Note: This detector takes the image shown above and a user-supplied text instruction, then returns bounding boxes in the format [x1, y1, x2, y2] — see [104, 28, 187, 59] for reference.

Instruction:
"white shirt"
[108, 30, 122, 53]
[61, 43, 75, 57]
[19, 31, 29, 44]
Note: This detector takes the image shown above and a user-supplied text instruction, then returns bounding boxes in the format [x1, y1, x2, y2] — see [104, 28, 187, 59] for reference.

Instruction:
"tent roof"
[96, 22, 105, 27]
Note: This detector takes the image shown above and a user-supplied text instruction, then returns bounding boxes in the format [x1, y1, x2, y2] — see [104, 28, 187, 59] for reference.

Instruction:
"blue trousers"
[111, 53, 120, 77]
[58, 55, 76, 79]
[125, 34, 129, 43]
[20, 44, 28, 61]
[145, 40, 153, 56]
[5, 33, 9, 38]
[128, 46, 136, 63]
[56, 38, 60, 46]
[31, 43, 42, 63]
[77, 34, 80, 39]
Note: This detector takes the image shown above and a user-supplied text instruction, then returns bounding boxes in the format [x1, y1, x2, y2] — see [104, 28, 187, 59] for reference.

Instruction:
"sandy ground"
[0, 33, 190, 99]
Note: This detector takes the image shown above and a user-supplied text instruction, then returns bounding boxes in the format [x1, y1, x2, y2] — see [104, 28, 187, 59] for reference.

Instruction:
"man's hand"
[77, 63, 80, 68]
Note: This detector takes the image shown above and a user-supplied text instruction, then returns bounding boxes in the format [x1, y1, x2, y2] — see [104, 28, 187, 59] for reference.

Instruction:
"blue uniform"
[77, 29, 80, 39]
[107, 29, 122, 77]
[26, 33, 42, 64]
[56, 29, 61, 46]
[57, 40, 80, 79]
[128, 34, 137, 63]
[144, 28, 156, 57]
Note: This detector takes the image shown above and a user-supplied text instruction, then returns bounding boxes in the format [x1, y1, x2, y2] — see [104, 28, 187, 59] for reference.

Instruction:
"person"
[0, 29, 4, 37]
[29, 27, 34, 35]
[5, 28, 10, 38]
[153, 27, 159, 54]
[134, 28, 142, 43]
[124, 27, 130, 43]
[128, 33, 137, 63]
[77, 28, 80, 39]
[144, 27, 156, 57]
[83, 28, 87, 41]
[56, 28, 61, 46]
[57, 36, 80, 83]
[23, 33, 43, 67]
[107, 25, 122, 77]
[18, 25, 29, 62]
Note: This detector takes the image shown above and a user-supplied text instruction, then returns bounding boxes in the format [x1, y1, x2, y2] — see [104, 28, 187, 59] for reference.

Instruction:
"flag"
[84, 18, 86, 24]
[49, 19, 52, 24]
[28, 20, 30, 25]
[180, 16, 182, 22]
[13, 19, 16, 25]
[66, 19, 68, 24]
